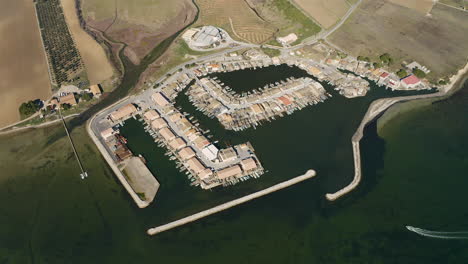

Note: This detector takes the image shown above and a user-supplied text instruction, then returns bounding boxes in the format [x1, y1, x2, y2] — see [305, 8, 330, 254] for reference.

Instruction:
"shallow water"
[0, 67, 466, 263]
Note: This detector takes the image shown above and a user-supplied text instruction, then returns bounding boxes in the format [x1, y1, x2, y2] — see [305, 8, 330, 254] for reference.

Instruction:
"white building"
[277, 33, 298, 46]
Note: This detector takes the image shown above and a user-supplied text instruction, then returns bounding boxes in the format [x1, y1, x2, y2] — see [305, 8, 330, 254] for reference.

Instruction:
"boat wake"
[406, 226, 468, 239]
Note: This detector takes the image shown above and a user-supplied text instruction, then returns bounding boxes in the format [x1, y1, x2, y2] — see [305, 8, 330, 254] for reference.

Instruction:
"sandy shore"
[147, 169, 316, 236]
[326, 62, 468, 201]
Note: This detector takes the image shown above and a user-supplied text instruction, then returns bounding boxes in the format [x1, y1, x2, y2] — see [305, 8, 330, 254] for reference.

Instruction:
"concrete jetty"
[147, 169, 316, 236]
[325, 93, 444, 201]
[327, 63, 468, 201]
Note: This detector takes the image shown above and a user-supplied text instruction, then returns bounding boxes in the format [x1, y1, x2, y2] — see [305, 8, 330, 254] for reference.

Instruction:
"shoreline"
[326, 62, 468, 201]
[0, 113, 79, 136]
[377, 65, 468, 133]
[147, 169, 316, 236]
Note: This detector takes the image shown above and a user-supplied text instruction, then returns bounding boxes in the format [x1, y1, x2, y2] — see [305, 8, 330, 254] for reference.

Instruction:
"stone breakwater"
[326, 62, 468, 201]
[147, 169, 316, 235]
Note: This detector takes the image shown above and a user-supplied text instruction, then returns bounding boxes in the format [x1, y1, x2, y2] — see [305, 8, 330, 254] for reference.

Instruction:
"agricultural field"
[61, 0, 114, 85]
[387, 0, 434, 13]
[292, 0, 350, 28]
[328, 0, 468, 79]
[35, 0, 87, 88]
[81, 0, 197, 64]
[439, 0, 467, 9]
[0, 0, 51, 128]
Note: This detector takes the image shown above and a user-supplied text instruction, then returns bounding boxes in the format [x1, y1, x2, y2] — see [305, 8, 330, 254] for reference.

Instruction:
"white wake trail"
[406, 226, 468, 239]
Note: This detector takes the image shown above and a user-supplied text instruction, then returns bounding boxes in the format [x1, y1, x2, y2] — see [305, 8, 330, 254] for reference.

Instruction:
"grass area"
[194, 0, 321, 45]
[82, 0, 188, 29]
[146, 39, 207, 82]
[82, 0, 197, 60]
[329, 0, 468, 80]
[252, 0, 322, 43]
[147, 38, 230, 82]
[136, 192, 146, 200]
[261, 47, 281, 57]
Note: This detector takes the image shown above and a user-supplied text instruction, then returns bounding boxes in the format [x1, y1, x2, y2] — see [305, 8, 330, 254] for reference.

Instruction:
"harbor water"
[0, 66, 467, 263]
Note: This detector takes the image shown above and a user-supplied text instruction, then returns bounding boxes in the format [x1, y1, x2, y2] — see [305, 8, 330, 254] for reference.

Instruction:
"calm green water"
[118, 66, 433, 227]
[210, 64, 313, 93]
[1, 68, 466, 263]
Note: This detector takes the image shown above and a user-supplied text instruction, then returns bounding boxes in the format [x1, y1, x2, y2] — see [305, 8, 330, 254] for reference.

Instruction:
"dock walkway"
[147, 169, 316, 235]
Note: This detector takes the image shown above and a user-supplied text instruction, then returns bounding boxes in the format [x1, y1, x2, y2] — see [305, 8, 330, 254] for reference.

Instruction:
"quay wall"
[147, 169, 317, 236]
[326, 62, 468, 201]
[86, 95, 151, 208]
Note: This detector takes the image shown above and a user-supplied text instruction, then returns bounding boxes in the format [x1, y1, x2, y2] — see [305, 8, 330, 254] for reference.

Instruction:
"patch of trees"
[81, 93, 93, 101]
[379, 53, 393, 65]
[62, 103, 72, 110]
[337, 52, 348, 59]
[438, 78, 449, 85]
[396, 69, 408, 78]
[19, 100, 42, 117]
[412, 67, 426, 78]
[357, 56, 370, 62]
[35, 0, 85, 86]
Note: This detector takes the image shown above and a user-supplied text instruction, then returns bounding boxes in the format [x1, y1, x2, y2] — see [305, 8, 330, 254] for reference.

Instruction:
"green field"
[252, 0, 322, 43]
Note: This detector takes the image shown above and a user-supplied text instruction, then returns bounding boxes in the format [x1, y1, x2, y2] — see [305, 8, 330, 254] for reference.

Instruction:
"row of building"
[140, 92, 265, 189]
[325, 58, 429, 90]
[186, 77, 328, 131]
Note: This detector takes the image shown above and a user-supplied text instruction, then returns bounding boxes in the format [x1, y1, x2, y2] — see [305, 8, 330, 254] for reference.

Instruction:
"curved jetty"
[326, 94, 443, 201]
[147, 169, 316, 236]
[326, 62, 468, 201]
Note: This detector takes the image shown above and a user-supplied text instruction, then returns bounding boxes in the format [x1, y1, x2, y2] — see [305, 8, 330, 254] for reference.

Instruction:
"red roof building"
[278, 96, 292, 106]
[401, 75, 421, 89]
